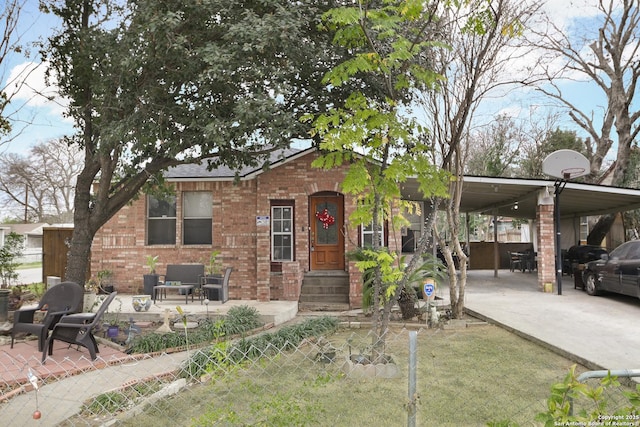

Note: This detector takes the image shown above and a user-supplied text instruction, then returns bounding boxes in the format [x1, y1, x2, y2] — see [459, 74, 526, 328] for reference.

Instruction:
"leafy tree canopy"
[307, 0, 452, 343]
[41, 0, 377, 284]
[44, 0, 364, 175]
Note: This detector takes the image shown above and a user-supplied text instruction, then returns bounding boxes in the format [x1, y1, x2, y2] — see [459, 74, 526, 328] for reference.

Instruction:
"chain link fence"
[2, 320, 639, 426]
[569, 370, 640, 421]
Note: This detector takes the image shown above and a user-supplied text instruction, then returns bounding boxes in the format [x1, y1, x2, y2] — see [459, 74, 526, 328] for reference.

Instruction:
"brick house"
[91, 143, 640, 302]
[90, 147, 398, 309]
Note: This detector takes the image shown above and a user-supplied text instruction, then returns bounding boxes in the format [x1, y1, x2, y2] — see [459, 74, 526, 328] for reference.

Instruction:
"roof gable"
[164, 147, 315, 181]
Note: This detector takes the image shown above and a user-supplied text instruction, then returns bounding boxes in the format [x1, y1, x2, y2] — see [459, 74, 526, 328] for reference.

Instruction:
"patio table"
[153, 284, 195, 304]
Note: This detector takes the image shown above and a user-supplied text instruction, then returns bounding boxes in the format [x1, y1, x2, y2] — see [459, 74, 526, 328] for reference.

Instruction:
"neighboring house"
[91, 147, 389, 309]
[0, 223, 50, 263]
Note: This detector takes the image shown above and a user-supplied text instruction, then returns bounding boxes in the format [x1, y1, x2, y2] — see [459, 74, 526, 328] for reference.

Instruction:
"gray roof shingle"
[164, 147, 308, 179]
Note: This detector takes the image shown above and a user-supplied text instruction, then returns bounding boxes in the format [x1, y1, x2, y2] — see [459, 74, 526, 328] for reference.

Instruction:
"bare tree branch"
[418, 0, 545, 317]
[0, 138, 81, 222]
[524, 0, 640, 185]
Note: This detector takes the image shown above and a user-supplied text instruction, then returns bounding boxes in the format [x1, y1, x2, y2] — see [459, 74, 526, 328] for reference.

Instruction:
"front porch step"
[299, 302, 351, 312]
[299, 271, 350, 310]
[299, 293, 350, 303]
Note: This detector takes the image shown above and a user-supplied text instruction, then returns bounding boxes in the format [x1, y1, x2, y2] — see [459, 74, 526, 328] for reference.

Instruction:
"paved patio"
[0, 296, 298, 401]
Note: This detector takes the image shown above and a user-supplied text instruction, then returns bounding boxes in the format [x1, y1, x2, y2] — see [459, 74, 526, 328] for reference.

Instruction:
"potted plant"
[83, 279, 99, 312]
[205, 250, 222, 277]
[96, 269, 114, 294]
[201, 250, 223, 299]
[105, 297, 122, 338]
[143, 255, 159, 295]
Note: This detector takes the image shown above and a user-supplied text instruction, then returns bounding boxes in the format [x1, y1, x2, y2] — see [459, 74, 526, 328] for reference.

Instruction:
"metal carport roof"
[400, 176, 640, 219]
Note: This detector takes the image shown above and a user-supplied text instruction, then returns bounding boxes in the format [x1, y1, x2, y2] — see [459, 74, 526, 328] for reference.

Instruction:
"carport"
[400, 176, 640, 292]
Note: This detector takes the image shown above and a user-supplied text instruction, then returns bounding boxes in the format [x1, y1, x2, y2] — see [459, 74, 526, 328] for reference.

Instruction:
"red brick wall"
[90, 151, 364, 305]
[91, 180, 259, 298]
[537, 203, 556, 291]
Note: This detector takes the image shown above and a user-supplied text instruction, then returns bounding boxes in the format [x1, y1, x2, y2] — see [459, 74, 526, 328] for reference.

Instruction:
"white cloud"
[541, 0, 601, 29]
[5, 61, 70, 120]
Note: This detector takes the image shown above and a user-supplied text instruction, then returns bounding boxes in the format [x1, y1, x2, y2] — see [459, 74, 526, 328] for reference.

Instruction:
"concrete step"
[300, 284, 349, 295]
[302, 275, 349, 288]
[299, 271, 351, 310]
[299, 302, 351, 312]
[299, 293, 349, 303]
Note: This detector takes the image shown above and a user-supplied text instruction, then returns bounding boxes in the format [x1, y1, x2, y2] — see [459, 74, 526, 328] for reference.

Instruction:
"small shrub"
[224, 305, 261, 336]
[31, 282, 46, 299]
[126, 306, 262, 354]
[535, 365, 640, 426]
[81, 391, 128, 415]
[491, 365, 640, 426]
[0, 232, 24, 287]
[80, 380, 162, 416]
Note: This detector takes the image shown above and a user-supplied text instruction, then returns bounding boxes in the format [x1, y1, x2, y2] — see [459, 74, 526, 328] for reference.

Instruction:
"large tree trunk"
[586, 213, 616, 246]
[65, 223, 94, 288]
[64, 164, 98, 289]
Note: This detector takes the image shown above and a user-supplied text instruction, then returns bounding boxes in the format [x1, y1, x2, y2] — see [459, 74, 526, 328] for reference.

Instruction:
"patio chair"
[508, 251, 522, 272]
[521, 250, 537, 273]
[11, 281, 83, 352]
[202, 267, 232, 303]
[42, 291, 117, 363]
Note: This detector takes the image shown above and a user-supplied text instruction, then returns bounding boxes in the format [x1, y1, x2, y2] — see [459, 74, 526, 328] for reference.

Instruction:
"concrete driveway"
[464, 269, 640, 372]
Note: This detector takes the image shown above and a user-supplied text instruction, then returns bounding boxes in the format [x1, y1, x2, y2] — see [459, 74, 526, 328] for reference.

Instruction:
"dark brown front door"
[310, 195, 344, 270]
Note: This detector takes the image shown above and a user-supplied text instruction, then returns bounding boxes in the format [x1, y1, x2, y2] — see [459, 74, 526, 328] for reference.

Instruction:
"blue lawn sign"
[423, 281, 435, 298]
[422, 279, 436, 299]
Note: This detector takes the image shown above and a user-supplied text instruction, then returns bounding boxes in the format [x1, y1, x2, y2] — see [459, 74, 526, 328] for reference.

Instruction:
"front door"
[310, 194, 344, 270]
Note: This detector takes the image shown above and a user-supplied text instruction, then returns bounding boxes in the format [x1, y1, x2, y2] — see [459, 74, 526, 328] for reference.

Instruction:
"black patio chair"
[520, 250, 537, 273]
[202, 267, 232, 303]
[11, 281, 83, 352]
[507, 251, 522, 272]
[42, 291, 117, 363]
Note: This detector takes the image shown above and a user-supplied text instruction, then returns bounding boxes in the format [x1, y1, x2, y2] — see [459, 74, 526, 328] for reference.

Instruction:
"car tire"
[583, 271, 599, 296]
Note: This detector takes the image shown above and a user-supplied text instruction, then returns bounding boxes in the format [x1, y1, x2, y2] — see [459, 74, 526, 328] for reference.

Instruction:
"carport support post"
[554, 180, 567, 295]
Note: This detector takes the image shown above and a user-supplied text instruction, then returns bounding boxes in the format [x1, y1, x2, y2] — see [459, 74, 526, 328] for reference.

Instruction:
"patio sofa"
[157, 264, 205, 299]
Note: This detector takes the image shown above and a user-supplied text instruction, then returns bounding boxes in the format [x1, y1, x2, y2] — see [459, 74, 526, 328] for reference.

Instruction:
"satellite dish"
[542, 149, 590, 180]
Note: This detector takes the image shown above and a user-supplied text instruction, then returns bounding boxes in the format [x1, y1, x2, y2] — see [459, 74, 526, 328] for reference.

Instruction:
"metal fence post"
[408, 330, 417, 427]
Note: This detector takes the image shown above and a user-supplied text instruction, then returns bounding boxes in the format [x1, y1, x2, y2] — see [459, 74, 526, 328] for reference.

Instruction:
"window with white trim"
[580, 216, 589, 244]
[271, 205, 294, 261]
[183, 192, 213, 245]
[361, 222, 385, 248]
[147, 195, 176, 245]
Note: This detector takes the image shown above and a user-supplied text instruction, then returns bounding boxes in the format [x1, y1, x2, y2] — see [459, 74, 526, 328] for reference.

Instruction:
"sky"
[1, 1, 72, 155]
[0, 0, 621, 157]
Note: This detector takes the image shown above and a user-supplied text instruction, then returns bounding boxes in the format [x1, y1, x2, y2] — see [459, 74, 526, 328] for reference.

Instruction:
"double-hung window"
[361, 222, 385, 248]
[147, 195, 177, 245]
[271, 205, 294, 261]
[183, 192, 213, 245]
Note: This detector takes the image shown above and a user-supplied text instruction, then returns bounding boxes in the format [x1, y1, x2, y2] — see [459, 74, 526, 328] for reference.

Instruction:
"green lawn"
[112, 325, 604, 427]
[17, 262, 42, 270]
